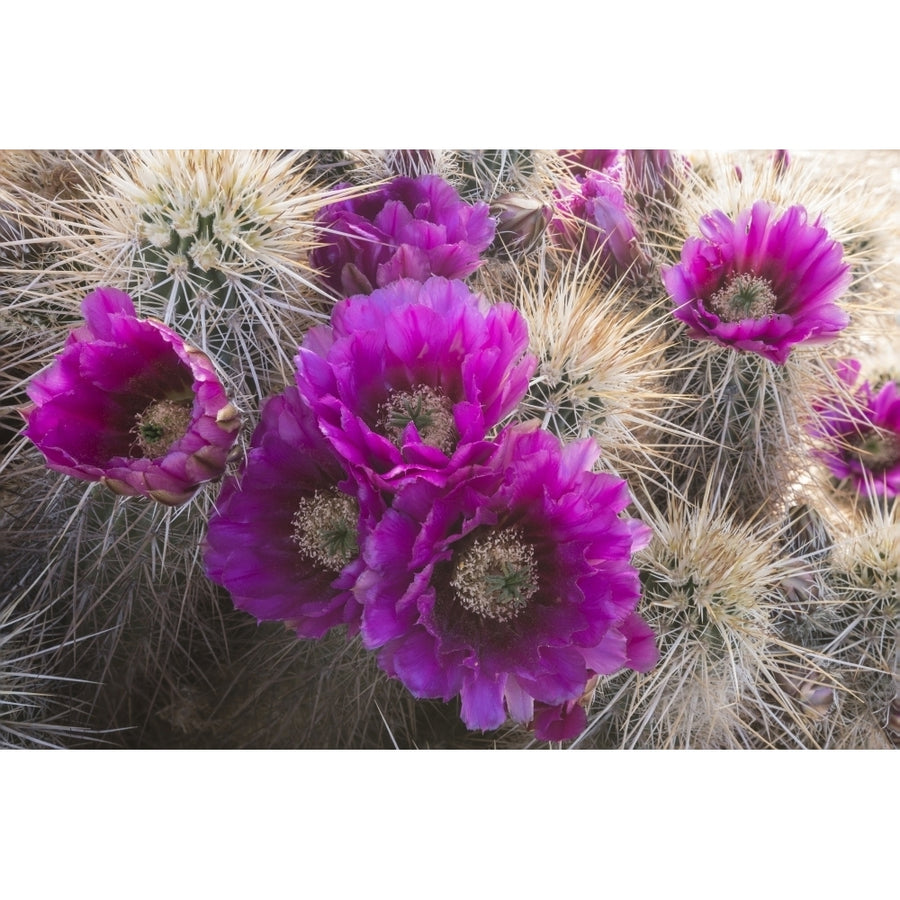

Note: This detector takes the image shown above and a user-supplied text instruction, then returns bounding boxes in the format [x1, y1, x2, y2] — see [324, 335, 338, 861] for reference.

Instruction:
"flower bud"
[784, 670, 833, 719]
[490, 192, 551, 257]
[772, 149, 790, 177]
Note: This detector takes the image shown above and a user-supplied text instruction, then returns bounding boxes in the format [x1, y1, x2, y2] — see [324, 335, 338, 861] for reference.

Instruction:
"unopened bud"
[799, 682, 834, 716]
[491, 193, 551, 257]
[772, 149, 790, 177]
[782, 572, 821, 609]
[785, 671, 833, 718]
[626, 150, 678, 202]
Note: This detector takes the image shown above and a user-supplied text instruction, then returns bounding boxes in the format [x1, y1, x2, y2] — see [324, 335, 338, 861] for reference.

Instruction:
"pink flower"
[558, 149, 685, 206]
[309, 174, 495, 297]
[295, 277, 535, 494]
[550, 166, 648, 278]
[356, 424, 657, 738]
[204, 386, 379, 638]
[22, 287, 240, 505]
[813, 360, 900, 496]
[662, 202, 851, 365]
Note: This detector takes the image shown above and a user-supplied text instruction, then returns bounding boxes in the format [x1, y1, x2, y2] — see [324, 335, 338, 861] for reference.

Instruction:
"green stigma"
[292, 488, 359, 573]
[377, 384, 457, 454]
[451, 527, 538, 623]
[132, 399, 193, 457]
[709, 274, 778, 322]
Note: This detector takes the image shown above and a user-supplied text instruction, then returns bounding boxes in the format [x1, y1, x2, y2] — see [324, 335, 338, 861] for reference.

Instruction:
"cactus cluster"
[1, 148, 898, 748]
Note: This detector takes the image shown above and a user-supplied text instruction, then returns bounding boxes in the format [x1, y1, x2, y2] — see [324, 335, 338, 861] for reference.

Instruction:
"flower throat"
[709, 274, 777, 322]
[132, 398, 193, 457]
[378, 384, 457, 453]
[292, 488, 359, 573]
[451, 527, 538, 622]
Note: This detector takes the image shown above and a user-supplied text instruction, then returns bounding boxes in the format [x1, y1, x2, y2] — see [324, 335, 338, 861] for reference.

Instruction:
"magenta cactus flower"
[309, 174, 496, 297]
[550, 167, 648, 278]
[813, 361, 900, 496]
[204, 386, 380, 638]
[355, 424, 658, 740]
[662, 202, 851, 365]
[295, 277, 536, 493]
[21, 287, 240, 505]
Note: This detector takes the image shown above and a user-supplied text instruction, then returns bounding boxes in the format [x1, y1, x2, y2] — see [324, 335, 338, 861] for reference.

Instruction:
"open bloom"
[204, 386, 379, 638]
[21, 287, 240, 505]
[295, 277, 536, 493]
[813, 361, 900, 496]
[355, 423, 657, 739]
[662, 202, 851, 365]
[550, 167, 648, 278]
[309, 174, 495, 297]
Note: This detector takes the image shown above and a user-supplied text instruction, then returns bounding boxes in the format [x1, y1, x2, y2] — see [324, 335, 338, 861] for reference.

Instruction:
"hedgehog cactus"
[1, 148, 898, 750]
[39, 150, 376, 410]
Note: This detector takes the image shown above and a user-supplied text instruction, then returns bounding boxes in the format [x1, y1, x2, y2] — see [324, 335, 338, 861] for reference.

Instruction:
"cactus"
[2, 149, 899, 749]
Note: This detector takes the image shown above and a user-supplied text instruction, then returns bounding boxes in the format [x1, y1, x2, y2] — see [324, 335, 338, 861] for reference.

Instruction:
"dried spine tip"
[291, 489, 359, 573]
[452, 527, 538, 622]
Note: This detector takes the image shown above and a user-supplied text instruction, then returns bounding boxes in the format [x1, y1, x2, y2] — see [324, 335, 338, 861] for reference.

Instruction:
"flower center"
[132, 398, 193, 457]
[451, 527, 538, 622]
[291, 488, 359, 573]
[377, 384, 457, 453]
[709, 274, 778, 322]
[849, 428, 900, 474]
